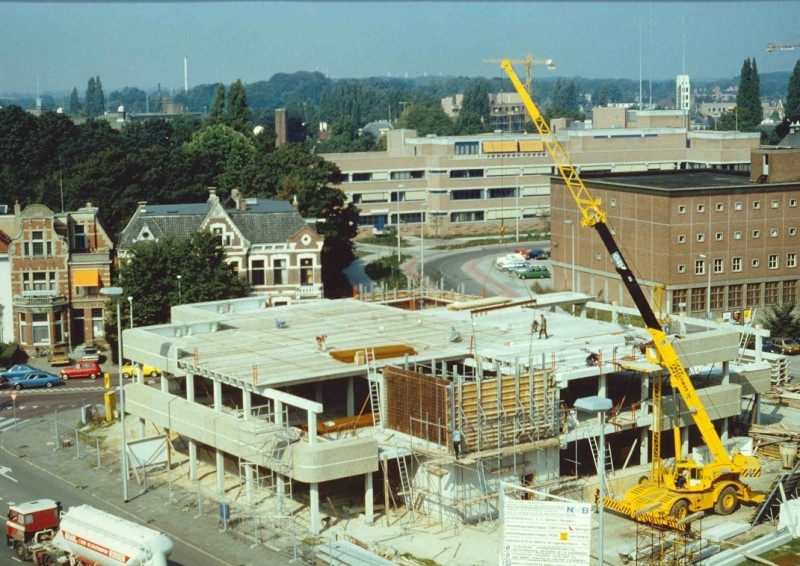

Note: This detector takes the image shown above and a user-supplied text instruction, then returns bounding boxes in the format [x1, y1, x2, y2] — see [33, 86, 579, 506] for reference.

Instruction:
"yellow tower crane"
[767, 40, 800, 52]
[483, 53, 556, 96]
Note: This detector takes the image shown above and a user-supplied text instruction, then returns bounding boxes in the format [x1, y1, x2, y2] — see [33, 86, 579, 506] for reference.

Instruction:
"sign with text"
[501, 498, 591, 566]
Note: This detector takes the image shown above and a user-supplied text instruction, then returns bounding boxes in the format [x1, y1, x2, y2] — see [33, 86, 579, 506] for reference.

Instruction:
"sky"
[2, 1, 799, 96]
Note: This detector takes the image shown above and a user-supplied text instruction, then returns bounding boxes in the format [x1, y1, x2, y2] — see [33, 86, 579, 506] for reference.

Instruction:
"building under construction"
[121, 291, 776, 536]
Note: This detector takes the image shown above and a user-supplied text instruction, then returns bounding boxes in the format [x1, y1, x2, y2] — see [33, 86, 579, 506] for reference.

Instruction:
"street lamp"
[565, 220, 575, 293]
[574, 395, 612, 566]
[515, 183, 520, 243]
[420, 202, 429, 309]
[127, 296, 133, 330]
[100, 286, 129, 502]
[698, 254, 712, 319]
[176, 275, 182, 303]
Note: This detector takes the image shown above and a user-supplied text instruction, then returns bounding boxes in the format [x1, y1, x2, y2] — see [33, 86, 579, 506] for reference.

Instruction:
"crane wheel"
[669, 499, 689, 519]
[14, 541, 29, 560]
[714, 486, 738, 515]
[637, 476, 650, 485]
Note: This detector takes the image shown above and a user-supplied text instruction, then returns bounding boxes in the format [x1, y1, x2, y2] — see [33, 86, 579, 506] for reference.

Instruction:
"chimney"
[275, 108, 287, 148]
[207, 188, 220, 206]
[137, 201, 147, 214]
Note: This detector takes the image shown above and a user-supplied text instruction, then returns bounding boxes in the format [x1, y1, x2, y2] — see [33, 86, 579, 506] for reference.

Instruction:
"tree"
[111, 231, 250, 337]
[736, 58, 761, 130]
[68, 88, 82, 116]
[85, 77, 98, 117]
[786, 59, 800, 119]
[226, 79, 252, 134]
[206, 83, 226, 126]
[762, 303, 800, 339]
[398, 103, 453, 136]
[183, 123, 256, 193]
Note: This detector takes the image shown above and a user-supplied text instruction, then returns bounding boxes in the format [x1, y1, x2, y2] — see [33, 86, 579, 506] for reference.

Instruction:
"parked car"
[60, 360, 102, 380]
[529, 249, 550, 260]
[495, 253, 527, 269]
[121, 363, 161, 378]
[8, 371, 63, 390]
[770, 337, 800, 355]
[514, 248, 531, 259]
[516, 267, 551, 279]
[1, 364, 38, 381]
[80, 346, 100, 361]
[48, 348, 71, 366]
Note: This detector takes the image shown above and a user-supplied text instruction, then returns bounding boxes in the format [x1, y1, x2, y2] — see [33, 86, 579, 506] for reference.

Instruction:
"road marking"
[0, 417, 21, 433]
[0, 466, 18, 482]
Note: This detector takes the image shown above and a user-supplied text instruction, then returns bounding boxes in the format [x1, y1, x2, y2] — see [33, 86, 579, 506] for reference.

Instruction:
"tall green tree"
[762, 303, 800, 339]
[398, 103, 453, 136]
[184, 123, 256, 193]
[68, 88, 82, 116]
[736, 58, 761, 130]
[85, 77, 98, 117]
[207, 83, 226, 126]
[786, 59, 800, 118]
[226, 79, 252, 134]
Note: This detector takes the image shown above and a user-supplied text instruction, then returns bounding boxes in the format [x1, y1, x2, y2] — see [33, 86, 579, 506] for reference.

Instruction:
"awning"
[74, 269, 99, 287]
[482, 140, 518, 153]
[519, 140, 544, 152]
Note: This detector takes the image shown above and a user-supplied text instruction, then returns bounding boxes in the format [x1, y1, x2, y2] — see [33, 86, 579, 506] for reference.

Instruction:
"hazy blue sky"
[2, 1, 798, 95]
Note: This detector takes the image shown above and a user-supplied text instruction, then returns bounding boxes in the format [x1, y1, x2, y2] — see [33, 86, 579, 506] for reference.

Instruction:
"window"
[791, 199, 798, 208]
[769, 254, 779, 269]
[713, 258, 724, 274]
[212, 226, 232, 246]
[351, 194, 362, 204]
[715, 232, 724, 241]
[73, 225, 88, 251]
[697, 204, 705, 213]
[610, 198, 616, 207]
[449, 168, 484, 179]
[300, 258, 314, 285]
[351, 172, 373, 182]
[710, 286, 724, 310]
[32, 313, 49, 344]
[695, 259, 706, 275]
[250, 260, 265, 286]
[487, 187, 515, 199]
[31, 231, 46, 256]
[753, 201, 761, 210]
[734, 231, 742, 240]
[790, 228, 797, 236]
[454, 141, 479, 155]
[732, 257, 743, 272]
[672, 289, 688, 312]
[390, 170, 425, 180]
[752, 230, 760, 239]
[91, 308, 104, 339]
[771, 228, 778, 237]
[678, 235, 686, 244]
[23, 272, 55, 294]
[784, 280, 798, 304]
[273, 259, 287, 285]
[735, 202, 743, 211]
[752, 258, 760, 268]
[696, 233, 705, 242]
[728, 285, 743, 308]
[678, 264, 686, 273]
[765, 281, 779, 305]
[746, 283, 761, 306]
[451, 189, 483, 200]
[678, 205, 687, 214]
[716, 203, 724, 212]
[450, 211, 485, 223]
[788, 253, 797, 268]
[691, 288, 706, 314]
[771, 200, 779, 209]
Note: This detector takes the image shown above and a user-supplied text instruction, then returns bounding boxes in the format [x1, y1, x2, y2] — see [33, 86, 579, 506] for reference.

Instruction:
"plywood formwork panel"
[384, 366, 450, 441]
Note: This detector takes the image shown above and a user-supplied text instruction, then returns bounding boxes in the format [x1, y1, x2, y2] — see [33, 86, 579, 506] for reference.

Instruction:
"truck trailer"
[7, 499, 175, 566]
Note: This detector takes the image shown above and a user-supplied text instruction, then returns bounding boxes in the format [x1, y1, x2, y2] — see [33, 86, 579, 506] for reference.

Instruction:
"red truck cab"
[59, 360, 102, 380]
[6, 499, 61, 558]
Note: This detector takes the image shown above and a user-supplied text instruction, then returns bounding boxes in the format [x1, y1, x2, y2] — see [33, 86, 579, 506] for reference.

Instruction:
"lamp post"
[515, 183, 520, 243]
[176, 275, 182, 303]
[127, 296, 133, 330]
[565, 220, 575, 292]
[396, 184, 403, 265]
[420, 202, 428, 309]
[698, 254, 711, 319]
[575, 395, 612, 566]
[100, 286, 129, 502]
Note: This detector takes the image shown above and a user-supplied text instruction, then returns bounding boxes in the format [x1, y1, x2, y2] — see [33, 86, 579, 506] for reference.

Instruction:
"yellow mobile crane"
[498, 59, 764, 524]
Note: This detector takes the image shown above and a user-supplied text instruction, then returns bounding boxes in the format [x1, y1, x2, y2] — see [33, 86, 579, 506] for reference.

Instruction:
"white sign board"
[501, 499, 591, 566]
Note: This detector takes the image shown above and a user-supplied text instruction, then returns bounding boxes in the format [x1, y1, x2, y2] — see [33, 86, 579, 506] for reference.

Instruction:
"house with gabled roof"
[118, 189, 325, 304]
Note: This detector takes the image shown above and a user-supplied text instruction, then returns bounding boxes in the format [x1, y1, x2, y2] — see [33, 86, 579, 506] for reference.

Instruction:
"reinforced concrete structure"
[120, 292, 774, 536]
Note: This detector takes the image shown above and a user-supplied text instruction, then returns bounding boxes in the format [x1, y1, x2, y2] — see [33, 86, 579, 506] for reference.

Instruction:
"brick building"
[8, 202, 114, 353]
[117, 189, 325, 304]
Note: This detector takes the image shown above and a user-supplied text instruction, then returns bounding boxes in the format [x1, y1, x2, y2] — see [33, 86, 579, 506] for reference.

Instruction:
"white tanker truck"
[6, 499, 174, 566]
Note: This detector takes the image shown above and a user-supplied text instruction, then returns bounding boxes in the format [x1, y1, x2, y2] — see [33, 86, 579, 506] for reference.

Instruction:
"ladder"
[365, 348, 383, 429]
[587, 434, 615, 498]
[736, 308, 757, 363]
[396, 456, 415, 519]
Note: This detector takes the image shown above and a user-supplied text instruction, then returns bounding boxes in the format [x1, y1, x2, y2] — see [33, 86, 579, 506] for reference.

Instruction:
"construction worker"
[531, 319, 539, 334]
[538, 315, 548, 339]
[453, 429, 463, 459]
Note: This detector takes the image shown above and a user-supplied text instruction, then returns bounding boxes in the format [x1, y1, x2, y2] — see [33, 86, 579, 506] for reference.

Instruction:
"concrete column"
[186, 375, 197, 481]
[681, 426, 689, 458]
[186, 375, 195, 402]
[754, 393, 762, 424]
[598, 374, 607, 398]
[315, 382, 323, 404]
[721, 418, 729, 442]
[308, 412, 317, 445]
[640, 375, 650, 418]
[275, 400, 284, 426]
[245, 464, 255, 506]
[347, 377, 355, 417]
[214, 380, 222, 411]
[242, 389, 252, 420]
[640, 428, 650, 466]
[310, 482, 320, 535]
[160, 373, 169, 393]
[365, 472, 374, 524]
[216, 450, 225, 496]
[136, 365, 144, 385]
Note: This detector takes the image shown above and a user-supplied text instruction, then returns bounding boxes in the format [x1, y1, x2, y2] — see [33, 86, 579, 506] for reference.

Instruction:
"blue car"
[1, 364, 38, 381]
[8, 371, 63, 390]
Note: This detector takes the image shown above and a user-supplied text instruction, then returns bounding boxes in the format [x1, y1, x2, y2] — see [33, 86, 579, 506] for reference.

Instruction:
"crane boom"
[499, 58, 762, 523]
[767, 40, 799, 52]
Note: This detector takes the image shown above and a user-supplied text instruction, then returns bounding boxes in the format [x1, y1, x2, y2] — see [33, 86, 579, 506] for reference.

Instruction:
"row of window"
[686, 254, 798, 275]
[250, 258, 316, 287]
[673, 280, 798, 312]
[678, 227, 798, 243]
[352, 187, 520, 205]
[677, 199, 798, 214]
